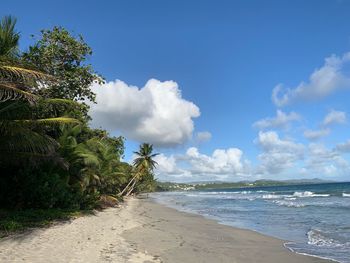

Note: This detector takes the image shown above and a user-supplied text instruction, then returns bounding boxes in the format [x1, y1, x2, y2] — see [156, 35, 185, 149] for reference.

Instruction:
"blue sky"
[4, 0, 350, 182]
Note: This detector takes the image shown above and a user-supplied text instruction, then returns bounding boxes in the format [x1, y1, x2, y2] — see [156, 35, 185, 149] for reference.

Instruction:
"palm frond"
[0, 82, 38, 103]
[16, 117, 80, 126]
[0, 130, 57, 154]
[0, 16, 19, 57]
[0, 65, 52, 82]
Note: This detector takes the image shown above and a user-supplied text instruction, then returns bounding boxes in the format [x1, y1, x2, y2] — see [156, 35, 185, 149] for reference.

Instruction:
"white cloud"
[195, 131, 212, 143]
[253, 110, 301, 130]
[322, 109, 346, 126]
[184, 147, 246, 176]
[303, 128, 330, 140]
[153, 135, 350, 181]
[154, 154, 181, 174]
[154, 147, 250, 181]
[304, 143, 350, 177]
[272, 52, 350, 106]
[254, 132, 349, 178]
[302, 110, 346, 141]
[88, 79, 200, 147]
[255, 131, 304, 174]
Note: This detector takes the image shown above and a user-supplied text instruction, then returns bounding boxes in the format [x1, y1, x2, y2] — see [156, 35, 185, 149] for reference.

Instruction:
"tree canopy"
[0, 16, 158, 218]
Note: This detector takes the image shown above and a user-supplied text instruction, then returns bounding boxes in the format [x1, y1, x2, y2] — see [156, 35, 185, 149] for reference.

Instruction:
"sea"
[151, 182, 350, 263]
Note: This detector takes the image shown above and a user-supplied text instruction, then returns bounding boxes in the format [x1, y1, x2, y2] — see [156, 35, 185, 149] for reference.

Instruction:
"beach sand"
[0, 197, 332, 262]
[0, 199, 157, 263]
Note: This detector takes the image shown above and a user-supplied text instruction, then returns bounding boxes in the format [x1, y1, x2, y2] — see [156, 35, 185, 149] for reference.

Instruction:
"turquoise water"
[151, 182, 350, 263]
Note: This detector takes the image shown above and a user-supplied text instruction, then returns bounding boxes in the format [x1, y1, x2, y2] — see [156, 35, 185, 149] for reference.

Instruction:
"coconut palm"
[0, 16, 19, 58]
[0, 15, 44, 103]
[133, 143, 159, 171]
[0, 15, 78, 166]
[120, 143, 159, 196]
[58, 125, 127, 194]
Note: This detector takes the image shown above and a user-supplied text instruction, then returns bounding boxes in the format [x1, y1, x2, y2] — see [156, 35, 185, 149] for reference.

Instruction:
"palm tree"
[0, 16, 19, 58]
[133, 143, 159, 172]
[120, 143, 159, 196]
[58, 125, 127, 195]
[0, 15, 78, 166]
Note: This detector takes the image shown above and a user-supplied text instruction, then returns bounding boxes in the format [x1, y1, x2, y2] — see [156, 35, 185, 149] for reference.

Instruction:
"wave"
[343, 193, 350, 197]
[185, 194, 199, 197]
[197, 191, 251, 195]
[273, 200, 305, 208]
[262, 194, 283, 199]
[307, 229, 347, 248]
[293, 191, 330, 198]
[285, 197, 297, 200]
[198, 191, 231, 195]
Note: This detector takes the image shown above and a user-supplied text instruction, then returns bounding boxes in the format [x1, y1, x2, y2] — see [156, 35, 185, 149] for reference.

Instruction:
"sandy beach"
[0, 197, 332, 263]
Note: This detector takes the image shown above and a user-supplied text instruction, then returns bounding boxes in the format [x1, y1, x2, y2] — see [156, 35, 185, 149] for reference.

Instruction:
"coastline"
[124, 197, 333, 263]
[0, 197, 333, 262]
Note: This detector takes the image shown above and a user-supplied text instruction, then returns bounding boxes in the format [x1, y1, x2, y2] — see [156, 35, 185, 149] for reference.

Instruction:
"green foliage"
[58, 125, 129, 196]
[22, 26, 104, 103]
[120, 143, 159, 196]
[133, 143, 159, 172]
[0, 16, 19, 57]
[0, 17, 158, 232]
[0, 19, 79, 167]
[0, 166, 70, 209]
[135, 172, 157, 193]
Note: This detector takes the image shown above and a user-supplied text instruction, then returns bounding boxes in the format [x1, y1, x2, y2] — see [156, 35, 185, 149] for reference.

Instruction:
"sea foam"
[293, 191, 330, 197]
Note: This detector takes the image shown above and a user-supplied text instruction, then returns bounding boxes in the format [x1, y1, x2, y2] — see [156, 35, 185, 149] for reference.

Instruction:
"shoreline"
[123, 197, 333, 263]
[0, 197, 334, 262]
[160, 204, 340, 263]
[284, 243, 339, 263]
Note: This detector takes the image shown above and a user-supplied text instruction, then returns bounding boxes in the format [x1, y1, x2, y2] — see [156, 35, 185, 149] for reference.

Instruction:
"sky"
[3, 0, 350, 182]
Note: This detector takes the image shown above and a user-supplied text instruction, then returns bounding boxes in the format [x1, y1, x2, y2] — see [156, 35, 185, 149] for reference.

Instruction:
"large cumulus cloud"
[89, 79, 200, 147]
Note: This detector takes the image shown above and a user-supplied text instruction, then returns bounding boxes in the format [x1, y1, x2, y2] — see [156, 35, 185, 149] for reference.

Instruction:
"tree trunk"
[126, 179, 137, 196]
[119, 173, 137, 196]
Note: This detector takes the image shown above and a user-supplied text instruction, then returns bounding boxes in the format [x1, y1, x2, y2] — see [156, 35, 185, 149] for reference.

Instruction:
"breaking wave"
[293, 191, 330, 198]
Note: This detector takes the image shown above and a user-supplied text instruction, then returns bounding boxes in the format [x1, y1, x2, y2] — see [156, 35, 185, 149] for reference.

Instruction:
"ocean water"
[151, 182, 350, 263]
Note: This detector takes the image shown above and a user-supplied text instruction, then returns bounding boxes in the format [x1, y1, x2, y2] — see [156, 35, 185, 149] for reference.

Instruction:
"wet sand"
[124, 197, 333, 263]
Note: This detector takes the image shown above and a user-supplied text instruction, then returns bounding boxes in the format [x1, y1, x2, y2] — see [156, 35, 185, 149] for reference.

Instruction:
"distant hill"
[156, 178, 336, 191]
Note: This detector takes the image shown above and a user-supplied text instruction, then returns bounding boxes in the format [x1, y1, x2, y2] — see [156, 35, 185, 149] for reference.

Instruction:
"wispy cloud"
[195, 131, 212, 143]
[272, 52, 350, 106]
[253, 110, 301, 130]
[322, 109, 347, 126]
[303, 128, 330, 140]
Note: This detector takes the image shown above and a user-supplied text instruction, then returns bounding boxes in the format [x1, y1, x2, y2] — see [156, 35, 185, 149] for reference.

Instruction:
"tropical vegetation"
[0, 15, 158, 236]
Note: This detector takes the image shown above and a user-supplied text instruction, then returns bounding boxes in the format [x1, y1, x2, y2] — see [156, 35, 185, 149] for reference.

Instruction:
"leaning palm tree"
[120, 143, 159, 196]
